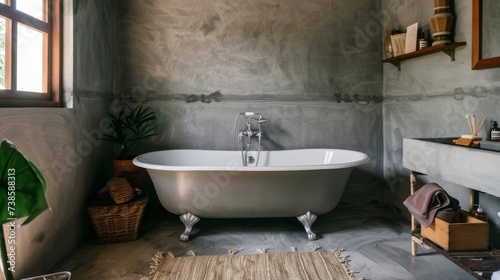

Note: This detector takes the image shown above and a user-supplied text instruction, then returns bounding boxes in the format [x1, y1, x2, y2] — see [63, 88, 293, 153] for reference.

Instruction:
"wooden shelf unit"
[412, 227, 500, 280]
[409, 171, 500, 280]
[383, 42, 467, 71]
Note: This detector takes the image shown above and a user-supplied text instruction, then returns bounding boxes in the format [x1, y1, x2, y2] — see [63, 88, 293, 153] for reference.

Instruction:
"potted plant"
[102, 105, 159, 189]
[0, 139, 70, 280]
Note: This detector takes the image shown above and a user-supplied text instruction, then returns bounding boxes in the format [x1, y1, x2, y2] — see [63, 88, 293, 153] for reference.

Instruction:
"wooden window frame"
[0, 0, 62, 107]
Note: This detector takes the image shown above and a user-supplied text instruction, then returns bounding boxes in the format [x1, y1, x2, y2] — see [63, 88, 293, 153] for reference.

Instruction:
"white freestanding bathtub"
[133, 149, 369, 241]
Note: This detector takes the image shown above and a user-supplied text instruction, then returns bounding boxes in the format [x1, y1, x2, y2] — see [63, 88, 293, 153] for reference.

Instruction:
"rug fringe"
[141, 251, 168, 280]
[187, 250, 197, 256]
[228, 249, 242, 255]
[330, 248, 365, 280]
[310, 246, 321, 252]
[257, 248, 268, 254]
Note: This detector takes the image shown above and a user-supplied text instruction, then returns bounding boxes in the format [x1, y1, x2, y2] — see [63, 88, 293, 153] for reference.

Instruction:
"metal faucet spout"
[232, 112, 267, 166]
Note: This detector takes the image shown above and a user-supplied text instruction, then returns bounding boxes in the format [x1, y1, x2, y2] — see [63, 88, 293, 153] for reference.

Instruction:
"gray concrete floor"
[51, 203, 476, 280]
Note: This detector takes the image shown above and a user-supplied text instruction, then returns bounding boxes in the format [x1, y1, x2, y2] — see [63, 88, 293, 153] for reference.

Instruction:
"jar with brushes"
[491, 121, 500, 142]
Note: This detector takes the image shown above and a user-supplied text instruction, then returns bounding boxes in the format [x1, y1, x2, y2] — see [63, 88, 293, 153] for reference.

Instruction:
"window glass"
[0, 0, 60, 106]
[17, 23, 45, 93]
[0, 17, 7, 89]
[17, 0, 45, 21]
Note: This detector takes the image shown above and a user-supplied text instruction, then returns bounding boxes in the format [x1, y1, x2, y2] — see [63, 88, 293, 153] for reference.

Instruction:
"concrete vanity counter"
[403, 138, 500, 198]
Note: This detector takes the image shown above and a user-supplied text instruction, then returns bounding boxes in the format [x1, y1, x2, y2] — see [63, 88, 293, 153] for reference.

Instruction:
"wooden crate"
[421, 210, 489, 251]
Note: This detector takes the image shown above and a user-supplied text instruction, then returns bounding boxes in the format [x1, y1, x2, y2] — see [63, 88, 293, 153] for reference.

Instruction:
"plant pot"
[112, 158, 147, 190]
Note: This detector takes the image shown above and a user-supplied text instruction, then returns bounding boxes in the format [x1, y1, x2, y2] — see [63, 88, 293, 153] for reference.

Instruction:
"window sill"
[0, 99, 62, 108]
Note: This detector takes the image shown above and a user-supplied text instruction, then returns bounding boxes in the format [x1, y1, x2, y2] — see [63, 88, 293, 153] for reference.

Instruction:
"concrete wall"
[382, 1, 500, 247]
[115, 0, 385, 203]
[0, 0, 115, 277]
[6, 0, 500, 275]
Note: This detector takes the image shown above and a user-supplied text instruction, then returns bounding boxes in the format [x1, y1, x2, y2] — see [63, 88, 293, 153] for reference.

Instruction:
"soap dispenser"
[473, 205, 487, 221]
[491, 121, 500, 142]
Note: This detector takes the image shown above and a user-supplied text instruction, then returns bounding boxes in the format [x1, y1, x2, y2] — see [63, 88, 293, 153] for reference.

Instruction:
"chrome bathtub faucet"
[244, 122, 254, 137]
[232, 112, 267, 166]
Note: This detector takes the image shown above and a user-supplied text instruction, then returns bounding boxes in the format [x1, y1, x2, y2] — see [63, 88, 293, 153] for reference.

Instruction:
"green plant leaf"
[0, 139, 49, 226]
[101, 105, 158, 158]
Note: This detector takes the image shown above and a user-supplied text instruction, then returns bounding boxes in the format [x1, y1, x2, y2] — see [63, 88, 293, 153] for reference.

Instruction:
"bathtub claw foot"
[297, 211, 317, 241]
[180, 213, 200, 241]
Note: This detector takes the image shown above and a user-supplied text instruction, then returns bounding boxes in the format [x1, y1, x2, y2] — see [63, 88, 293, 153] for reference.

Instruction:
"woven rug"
[144, 249, 362, 280]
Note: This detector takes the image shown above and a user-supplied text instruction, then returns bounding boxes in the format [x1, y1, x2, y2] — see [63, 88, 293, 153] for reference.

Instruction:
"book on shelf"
[405, 22, 419, 54]
[391, 33, 406, 57]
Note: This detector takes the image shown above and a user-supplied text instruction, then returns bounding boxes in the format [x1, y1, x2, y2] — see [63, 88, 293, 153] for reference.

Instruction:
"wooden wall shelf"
[382, 42, 467, 71]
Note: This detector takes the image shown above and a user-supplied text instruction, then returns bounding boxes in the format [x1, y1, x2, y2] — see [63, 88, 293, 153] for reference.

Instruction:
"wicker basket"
[106, 177, 137, 204]
[87, 191, 148, 244]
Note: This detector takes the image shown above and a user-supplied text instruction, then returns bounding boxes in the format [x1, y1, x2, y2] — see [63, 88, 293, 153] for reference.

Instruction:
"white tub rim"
[133, 148, 369, 172]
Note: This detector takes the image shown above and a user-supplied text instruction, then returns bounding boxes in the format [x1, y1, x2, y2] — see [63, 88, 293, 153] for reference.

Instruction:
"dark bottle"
[418, 32, 428, 50]
[473, 205, 487, 222]
[491, 121, 500, 142]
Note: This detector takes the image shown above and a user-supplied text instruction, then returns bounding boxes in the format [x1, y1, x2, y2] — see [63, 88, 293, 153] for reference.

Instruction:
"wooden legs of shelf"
[409, 172, 480, 257]
[469, 189, 480, 213]
[410, 172, 418, 256]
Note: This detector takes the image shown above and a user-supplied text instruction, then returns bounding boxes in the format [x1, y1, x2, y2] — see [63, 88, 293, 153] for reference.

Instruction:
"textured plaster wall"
[382, 1, 500, 246]
[2, 0, 500, 275]
[115, 0, 385, 203]
[0, 0, 115, 277]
